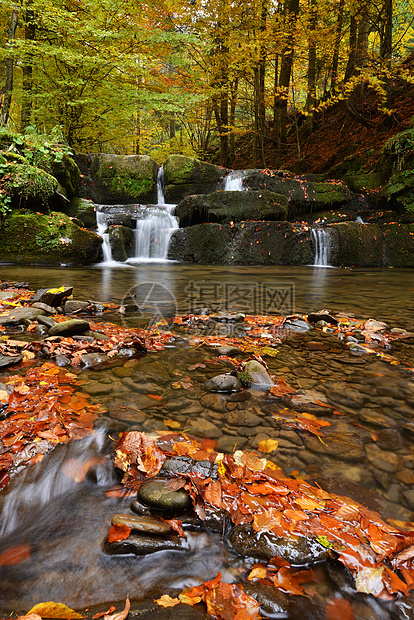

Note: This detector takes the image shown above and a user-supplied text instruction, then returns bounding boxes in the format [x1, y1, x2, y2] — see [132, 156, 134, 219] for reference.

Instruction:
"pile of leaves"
[114, 431, 414, 609]
[0, 362, 100, 489]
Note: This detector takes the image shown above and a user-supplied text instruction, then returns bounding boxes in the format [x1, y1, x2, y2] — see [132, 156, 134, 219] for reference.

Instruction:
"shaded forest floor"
[231, 76, 414, 175]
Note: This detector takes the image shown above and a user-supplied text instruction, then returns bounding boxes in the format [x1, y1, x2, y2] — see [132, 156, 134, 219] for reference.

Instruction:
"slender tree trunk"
[305, 0, 317, 136]
[0, 10, 19, 127]
[380, 0, 392, 65]
[345, 13, 357, 81]
[229, 78, 238, 165]
[258, 0, 268, 167]
[330, 0, 345, 91]
[21, 5, 36, 132]
[274, 0, 300, 167]
[355, 1, 369, 71]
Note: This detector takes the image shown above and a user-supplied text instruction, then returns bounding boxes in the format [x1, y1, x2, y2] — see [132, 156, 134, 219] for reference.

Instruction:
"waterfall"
[224, 171, 245, 191]
[96, 209, 113, 263]
[311, 228, 331, 267]
[128, 166, 178, 262]
[356, 216, 365, 224]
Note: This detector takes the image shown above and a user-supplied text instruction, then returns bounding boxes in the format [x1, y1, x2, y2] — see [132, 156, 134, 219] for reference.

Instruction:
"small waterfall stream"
[96, 166, 178, 264]
[224, 170, 245, 191]
[311, 228, 331, 267]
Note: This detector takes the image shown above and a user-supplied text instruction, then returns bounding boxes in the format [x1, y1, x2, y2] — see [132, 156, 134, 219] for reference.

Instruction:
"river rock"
[49, 319, 90, 336]
[111, 513, 172, 535]
[103, 532, 184, 555]
[227, 410, 263, 427]
[303, 421, 365, 461]
[37, 315, 57, 328]
[0, 307, 45, 326]
[307, 311, 338, 325]
[138, 479, 192, 511]
[242, 582, 290, 616]
[205, 374, 241, 392]
[0, 354, 22, 368]
[228, 524, 329, 564]
[31, 302, 56, 314]
[244, 360, 274, 389]
[64, 300, 92, 314]
[161, 456, 218, 479]
[81, 352, 109, 367]
[31, 286, 73, 307]
[200, 393, 227, 412]
[188, 418, 221, 438]
[34, 324, 49, 335]
[217, 436, 248, 452]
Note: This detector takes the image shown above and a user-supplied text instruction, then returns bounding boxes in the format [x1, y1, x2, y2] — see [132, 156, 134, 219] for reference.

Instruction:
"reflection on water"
[1, 263, 414, 324]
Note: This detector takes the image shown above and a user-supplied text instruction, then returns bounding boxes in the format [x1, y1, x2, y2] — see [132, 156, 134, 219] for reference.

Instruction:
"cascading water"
[96, 209, 114, 263]
[128, 166, 178, 262]
[224, 170, 245, 191]
[311, 228, 331, 267]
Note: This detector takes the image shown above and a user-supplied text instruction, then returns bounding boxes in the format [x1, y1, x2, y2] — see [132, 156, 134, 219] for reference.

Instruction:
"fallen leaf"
[27, 602, 83, 619]
[258, 438, 279, 453]
[155, 595, 181, 608]
[107, 524, 131, 543]
[103, 597, 130, 620]
[164, 419, 181, 428]
[0, 543, 31, 566]
[92, 607, 116, 619]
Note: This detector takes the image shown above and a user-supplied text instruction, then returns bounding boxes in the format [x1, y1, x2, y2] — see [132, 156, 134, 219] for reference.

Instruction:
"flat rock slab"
[205, 374, 241, 392]
[31, 286, 73, 307]
[103, 532, 184, 555]
[111, 513, 172, 535]
[31, 302, 56, 314]
[0, 354, 22, 368]
[139, 479, 192, 511]
[49, 319, 90, 336]
[0, 307, 45, 326]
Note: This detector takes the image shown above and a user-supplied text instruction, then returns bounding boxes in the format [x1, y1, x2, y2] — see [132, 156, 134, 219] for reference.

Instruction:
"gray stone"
[227, 410, 263, 427]
[243, 582, 290, 616]
[188, 418, 221, 438]
[200, 393, 227, 412]
[87, 382, 114, 395]
[228, 524, 329, 564]
[81, 352, 109, 368]
[138, 479, 192, 511]
[31, 286, 73, 307]
[37, 315, 57, 329]
[205, 374, 241, 392]
[0, 354, 22, 368]
[64, 300, 92, 314]
[244, 360, 274, 389]
[55, 354, 71, 367]
[86, 330, 110, 341]
[103, 532, 184, 555]
[34, 324, 48, 335]
[0, 307, 45, 326]
[31, 302, 56, 314]
[49, 319, 90, 336]
[109, 406, 146, 424]
[217, 435, 248, 452]
[404, 489, 414, 511]
[111, 513, 172, 535]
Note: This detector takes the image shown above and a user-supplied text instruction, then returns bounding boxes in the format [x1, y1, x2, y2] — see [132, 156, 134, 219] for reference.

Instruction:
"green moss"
[0, 211, 102, 264]
[383, 223, 414, 267]
[237, 371, 252, 387]
[164, 154, 196, 185]
[330, 222, 383, 267]
[1, 163, 57, 209]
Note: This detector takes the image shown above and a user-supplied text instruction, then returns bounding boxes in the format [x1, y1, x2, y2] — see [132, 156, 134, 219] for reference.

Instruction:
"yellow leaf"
[27, 602, 83, 619]
[155, 595, 181, 608]
[258, 438, 279, 453]
[0, 390, 8, 403]
[248, 566, 267, 581]
[22, 350, 35, 361]
[179, 593, 203, 605]
[164, 419, 181, 428]
[46, 286, 66, 294]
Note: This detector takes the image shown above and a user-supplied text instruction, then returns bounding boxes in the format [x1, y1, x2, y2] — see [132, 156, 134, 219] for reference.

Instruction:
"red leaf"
[107, 524, 131, 543]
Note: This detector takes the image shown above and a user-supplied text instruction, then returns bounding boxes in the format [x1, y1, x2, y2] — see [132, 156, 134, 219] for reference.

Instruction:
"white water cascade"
[96, 209, 114, 264]
[128, 166, 178, 262]
[311, 228, 331, 267]
[224, 170, 245, 191]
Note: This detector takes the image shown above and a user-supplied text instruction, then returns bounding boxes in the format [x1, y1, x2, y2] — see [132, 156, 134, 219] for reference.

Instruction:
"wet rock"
[244, 360, 274, 389]
[228, 524, 329, 564]
[161, 457, 218, 479]
[33, 324, 49, 335]
[30, 286, 73, 307]
[217, 435, 248, 452]
[200, 393, 227, 412]
[109, 405, 146, 424]
[365, 444, 400, 472]
[358, 408, 397, 428]
[81, 352, 109, 368]
[307, 312, 338, 325]
[49, 319, 90, 336]
[133, 361, 171, 384]
[103, 532, 184, 555]
[0, 354, 22, 368]
[37, 315, 57, 329]
[64, 300, 92, 314]
[228, 391, 251, 402]
[303, 422, 365, 461]
[242, 582, 290, 616]
[139, 479, 192, 511]
[31, 302, 56, 314]
[86, 330, 110, 341]
[120, 598, 211, 619]
[375, 429, 403, 451]
[55, 354, 71, 366]
[205, 374, 241, 392]
[227, 410, 263, 427]
[188, 418, 221, 439]
[327, 383, 366, 409]
[87, 382, 114, 395]
[165, 397, 193, 411]
[111, 513, 172, 535]
[0, 307, 45, 326]
[282, 318, 310, 332]
[213, 345, 241, 356]
[113, 366, 133, 378]
[305, 341, 330, 351]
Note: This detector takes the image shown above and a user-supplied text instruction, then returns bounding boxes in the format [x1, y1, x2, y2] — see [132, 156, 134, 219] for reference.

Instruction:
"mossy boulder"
[243, 170, 353, 219]
[50, 155, 80, 200]
[175, 190, 288, 227]
[70, 197, 97, 229]
[1, 162, 58, 212]
[343, 172, 383, 194]
[89, 154, 158, 204]
[329, 222, 384, 267]
[383, 223, 414, 267]
[0, 211, 102, 265]
[168, 221, 313, 265]
[108, 225, 135, 261]
[163, 154, 225, 203]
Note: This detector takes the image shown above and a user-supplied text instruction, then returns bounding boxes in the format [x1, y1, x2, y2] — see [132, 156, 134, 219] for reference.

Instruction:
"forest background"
[0, 0, 413, 172]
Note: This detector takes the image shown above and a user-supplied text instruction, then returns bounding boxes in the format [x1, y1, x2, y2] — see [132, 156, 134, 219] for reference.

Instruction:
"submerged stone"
[138, 479, 192, 512]
[205, 374, 241, 392]
[49, 319, 90, 336]
[244, 360, 274, 389]
[103, 532, 184, 555]
[111, 514, 172, 535]
[0, 307, 45, 326]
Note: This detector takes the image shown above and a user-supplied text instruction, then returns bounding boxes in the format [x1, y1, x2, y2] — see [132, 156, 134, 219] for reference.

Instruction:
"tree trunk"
[0, 10, 19, 127]
[345, 13, 357, 81]
[305, 0, 317, 136]
[229, 78, 238, 165]
[330, 0, 345, 91]
[380, 0, 392, 65]
[274, 0, 300, 167]
[21, 5, 36, 132]
[355, 1, 370, 71]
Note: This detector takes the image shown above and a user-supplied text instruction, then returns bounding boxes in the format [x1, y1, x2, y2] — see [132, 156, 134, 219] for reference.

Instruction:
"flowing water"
[2, 264, 414, 616]
[224, 170, 245, 191]
[311, 228, 331, 267]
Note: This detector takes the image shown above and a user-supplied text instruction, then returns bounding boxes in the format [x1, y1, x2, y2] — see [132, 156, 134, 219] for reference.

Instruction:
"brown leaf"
[103, 597, 130, 620]
[0, 543, 31, 566]
[92, 607, 116, 619]
[26, 603, 83, 619]
[155, 595, 181, 608]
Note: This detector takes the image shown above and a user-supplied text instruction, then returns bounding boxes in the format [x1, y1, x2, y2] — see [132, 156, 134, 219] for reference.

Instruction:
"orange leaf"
[326, 598, 355, 620]
[92, 607, 116, 619]
[148, 394, 163, 401]
[258, 438, 279, 453]
[0, 543, 31, 566]
[155, 595, 181, 608]
[107, 524, 131, 543]
[26, 603, 82, 619]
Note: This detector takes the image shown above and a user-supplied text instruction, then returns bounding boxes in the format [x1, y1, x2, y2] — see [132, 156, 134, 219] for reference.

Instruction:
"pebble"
[32, 302, 56, 314]
[103, 532, 184, 556]
[200, 393, 227, 412]
[49, 319, 90, 336]
[205, 374, 241, 392]
[188, 418, 221, 438]
[111, 513, 172, 535]
[244, 360, 274, 389]
[138, 479, 192, 511]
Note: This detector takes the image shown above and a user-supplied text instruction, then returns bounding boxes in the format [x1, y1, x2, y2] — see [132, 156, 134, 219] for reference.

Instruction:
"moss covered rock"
[383, 223, 414, 267]
[89, 154, 158, 204]
[0, 211, 102, 264]
[175, 190, 288, 227]
[168, 221, 312, 265]
[163, 154, 225, 203]
[329, 222, 384, 267]
[108, 225, 135, 261]
[1, 162, 58, 212]
[51, 155, 80, 200]
[243, 170, 353, 219]
[70, 197, 97, 229]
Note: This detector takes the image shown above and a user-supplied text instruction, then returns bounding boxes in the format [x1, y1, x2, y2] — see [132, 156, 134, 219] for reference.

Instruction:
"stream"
[1, 263, 414, 617]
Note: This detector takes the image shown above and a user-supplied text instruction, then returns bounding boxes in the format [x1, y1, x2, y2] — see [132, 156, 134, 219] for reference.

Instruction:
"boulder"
[243, 169, 353, 219]
[50, 154, 80, 201]
[175, 190, 287, 227]
[329, 221, 384, 267]
[383, 223, 414, 267]
[205, 374, 241, 392]
[163, 154, 224, 203]
[138, 479, 193, 512]
[108, 225, 135, 261]
[168, 221, 313, 265]
[89, 154, 158, 204]
[49, 319, 90, 336]
[2, 162, 58, 212]
[0, 212, 102, 265]
[244, 360, 274, 389]
[103, 532, 184, 555]
[31, 286, 73, 307]
[70, 198, 97, 229]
